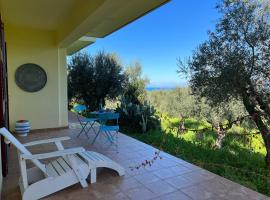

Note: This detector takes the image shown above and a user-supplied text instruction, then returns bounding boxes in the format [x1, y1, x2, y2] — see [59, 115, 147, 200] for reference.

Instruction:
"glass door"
[0, 17, 9, 177]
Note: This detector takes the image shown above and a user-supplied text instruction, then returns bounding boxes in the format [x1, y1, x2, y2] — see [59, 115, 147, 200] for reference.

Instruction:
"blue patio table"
[90, 111, 120, 149]
[90, 109, 115, 115]
[90, 110, 116, 129]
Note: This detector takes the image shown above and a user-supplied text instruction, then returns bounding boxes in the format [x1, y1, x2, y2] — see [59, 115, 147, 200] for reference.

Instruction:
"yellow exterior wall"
[58, 48, 68, 127]
[5, 25, 68, 130]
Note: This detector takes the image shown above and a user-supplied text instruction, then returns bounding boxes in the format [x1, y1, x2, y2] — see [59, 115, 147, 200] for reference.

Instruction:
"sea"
[146, 86, 176, 91]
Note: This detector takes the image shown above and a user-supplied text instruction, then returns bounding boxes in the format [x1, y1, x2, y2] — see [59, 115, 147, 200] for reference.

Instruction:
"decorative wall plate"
[15, 63, 47, 92]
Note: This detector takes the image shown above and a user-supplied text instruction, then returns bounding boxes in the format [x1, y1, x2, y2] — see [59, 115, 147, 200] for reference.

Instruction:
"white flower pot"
[15, 120, 31, 136]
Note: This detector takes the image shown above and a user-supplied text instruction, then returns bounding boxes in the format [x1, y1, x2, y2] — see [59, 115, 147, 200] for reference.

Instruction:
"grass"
[121, 116, 270, 196]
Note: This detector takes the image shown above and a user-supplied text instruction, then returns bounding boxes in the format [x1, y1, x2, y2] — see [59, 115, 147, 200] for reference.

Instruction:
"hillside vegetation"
[121, 88, 270, 196]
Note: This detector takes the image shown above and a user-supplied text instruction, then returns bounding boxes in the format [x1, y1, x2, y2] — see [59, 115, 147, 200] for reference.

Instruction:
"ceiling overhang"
[67, 36, 96, 55]
[0, 0, 170, 55]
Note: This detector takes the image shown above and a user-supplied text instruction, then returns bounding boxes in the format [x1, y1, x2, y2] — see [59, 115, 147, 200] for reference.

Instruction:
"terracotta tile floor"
[1, 112, 269, 200]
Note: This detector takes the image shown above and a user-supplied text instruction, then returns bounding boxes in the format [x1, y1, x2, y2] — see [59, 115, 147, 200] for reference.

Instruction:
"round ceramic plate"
[15, 63, 47, 92]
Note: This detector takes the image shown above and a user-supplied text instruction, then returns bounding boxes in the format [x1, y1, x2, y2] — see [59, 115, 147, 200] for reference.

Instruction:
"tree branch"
[242, 26, 256, 78]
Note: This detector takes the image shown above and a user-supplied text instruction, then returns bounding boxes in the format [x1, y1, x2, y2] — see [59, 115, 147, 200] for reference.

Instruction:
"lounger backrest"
[0, 127, 46, 173]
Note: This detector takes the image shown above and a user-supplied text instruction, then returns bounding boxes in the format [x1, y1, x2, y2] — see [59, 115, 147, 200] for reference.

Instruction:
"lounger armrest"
[23, 137, 71, 147]
[21, 147, 85, 160]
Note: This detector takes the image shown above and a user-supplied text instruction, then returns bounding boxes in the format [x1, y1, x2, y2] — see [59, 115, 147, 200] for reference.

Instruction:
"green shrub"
[116, 97, 160, 133]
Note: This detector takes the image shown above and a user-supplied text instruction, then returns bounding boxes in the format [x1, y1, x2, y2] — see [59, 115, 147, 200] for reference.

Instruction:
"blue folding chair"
[91, 112, 120, 150]
[74, 105, 98, 138]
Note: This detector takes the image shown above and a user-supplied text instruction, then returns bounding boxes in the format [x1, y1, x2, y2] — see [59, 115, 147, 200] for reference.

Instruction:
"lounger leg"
[18, 153, 28, 191]
[68, 155, 88, 188]
[90, 168, 97, 183]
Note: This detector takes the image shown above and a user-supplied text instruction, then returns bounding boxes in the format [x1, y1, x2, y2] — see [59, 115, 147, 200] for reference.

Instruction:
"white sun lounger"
[0, 127, 124, 200]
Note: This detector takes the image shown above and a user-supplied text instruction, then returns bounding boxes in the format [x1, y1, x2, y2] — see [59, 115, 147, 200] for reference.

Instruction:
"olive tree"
[68, 51, 126, 110]
[178, 0, 270, 165]
[123, 62, 149, 104]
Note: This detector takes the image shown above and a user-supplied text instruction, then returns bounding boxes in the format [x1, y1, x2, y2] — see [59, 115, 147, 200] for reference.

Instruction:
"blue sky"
[84, 0, 220, 87]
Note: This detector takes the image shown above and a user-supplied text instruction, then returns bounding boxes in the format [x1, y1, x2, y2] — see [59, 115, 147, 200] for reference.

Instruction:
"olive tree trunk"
[243, 92, 270, 166]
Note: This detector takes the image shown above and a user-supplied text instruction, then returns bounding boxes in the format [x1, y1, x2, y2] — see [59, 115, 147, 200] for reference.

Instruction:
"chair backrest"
[74, 104, 87, 114]
[98, 112, 119, 124]
[74, 105, 88, 123]
[0, 127, 46, 174]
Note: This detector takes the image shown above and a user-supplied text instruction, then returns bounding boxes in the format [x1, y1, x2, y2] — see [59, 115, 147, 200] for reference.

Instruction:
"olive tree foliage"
[178, 0, 270, 165]
[123, 62, 149, 104]
[196, 98, 247, 125]
[68, 51, 126, 110]
[147, 88, 196, 117]
[148, 88, 247, 124]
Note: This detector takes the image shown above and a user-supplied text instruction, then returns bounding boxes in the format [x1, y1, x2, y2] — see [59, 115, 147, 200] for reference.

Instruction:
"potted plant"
[15, 120, 31, 136]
